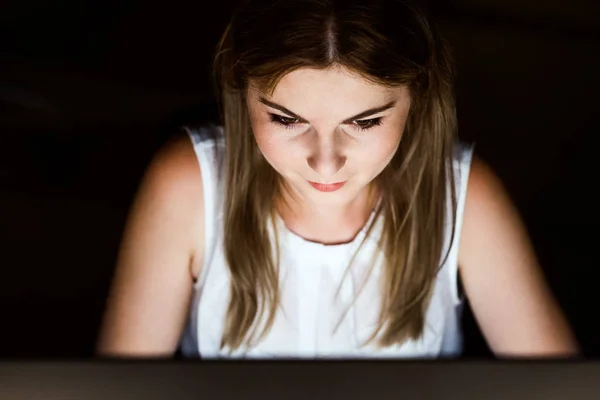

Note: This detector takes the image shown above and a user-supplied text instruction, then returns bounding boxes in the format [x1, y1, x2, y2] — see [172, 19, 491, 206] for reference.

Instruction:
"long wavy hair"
[212, 0, 458, 350]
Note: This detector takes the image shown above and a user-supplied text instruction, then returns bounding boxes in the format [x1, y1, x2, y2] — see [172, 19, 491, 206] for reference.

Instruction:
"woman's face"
[246, 66, 411, 210]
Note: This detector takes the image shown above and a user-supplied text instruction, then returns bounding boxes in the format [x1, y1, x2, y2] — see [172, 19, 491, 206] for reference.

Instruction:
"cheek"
[247, 100, 296, 174]
[363, 129, 402, 167]
[253, 128, 295, 174]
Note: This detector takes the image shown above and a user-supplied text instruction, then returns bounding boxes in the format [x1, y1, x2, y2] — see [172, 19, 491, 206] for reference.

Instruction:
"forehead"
[251, 66, 404, 102]
[248, 66, 404, 98]
[248, 68, 410, 124]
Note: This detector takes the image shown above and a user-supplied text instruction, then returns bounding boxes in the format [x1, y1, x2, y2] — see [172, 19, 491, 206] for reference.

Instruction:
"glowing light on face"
[246, 66, 411, 209]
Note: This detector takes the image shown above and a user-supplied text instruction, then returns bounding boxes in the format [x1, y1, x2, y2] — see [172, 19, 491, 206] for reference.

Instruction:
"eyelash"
[268, 114, 383, 132]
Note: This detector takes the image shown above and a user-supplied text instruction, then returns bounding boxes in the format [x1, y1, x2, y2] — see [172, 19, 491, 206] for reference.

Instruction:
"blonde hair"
[212, 0, 458, 350]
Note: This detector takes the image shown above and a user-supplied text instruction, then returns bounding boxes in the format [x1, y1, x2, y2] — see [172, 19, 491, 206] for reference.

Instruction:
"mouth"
[308, 180, 347, 192]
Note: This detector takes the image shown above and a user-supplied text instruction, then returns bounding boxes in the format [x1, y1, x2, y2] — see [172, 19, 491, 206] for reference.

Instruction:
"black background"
[1, 0, 598, 358]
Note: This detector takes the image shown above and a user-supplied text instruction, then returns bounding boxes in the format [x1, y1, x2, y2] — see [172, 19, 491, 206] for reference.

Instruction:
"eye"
[269, 114, 300, 129]
[352, 117, 382, 131]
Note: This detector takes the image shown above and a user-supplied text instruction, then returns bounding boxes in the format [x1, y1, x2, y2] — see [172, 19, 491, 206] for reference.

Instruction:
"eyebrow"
[258, 97, 396, 123]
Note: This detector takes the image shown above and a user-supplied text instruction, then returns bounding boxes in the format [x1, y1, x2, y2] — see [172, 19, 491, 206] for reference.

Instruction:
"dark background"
[1, 0, 598, 358]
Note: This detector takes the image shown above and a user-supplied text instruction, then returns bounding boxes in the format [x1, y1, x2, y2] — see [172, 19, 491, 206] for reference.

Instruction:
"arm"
[96, 134, 205, 357]
[458, 156, 579, 357]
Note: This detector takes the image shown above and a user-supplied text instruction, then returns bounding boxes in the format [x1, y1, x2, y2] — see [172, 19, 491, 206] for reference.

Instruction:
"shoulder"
[456, 152, 533, 279]
[134, 132, 206, 271]
[455, 155, 579, 356]
[460, 155, 509, 227]
[144, 132, 205, 205]
[456, 153, 525, 277]
[96, 131, 206, 355]
[458, 155, 513, 254]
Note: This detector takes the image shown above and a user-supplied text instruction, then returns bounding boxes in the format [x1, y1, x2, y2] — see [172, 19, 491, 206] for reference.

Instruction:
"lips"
[308, 180, 346, 192]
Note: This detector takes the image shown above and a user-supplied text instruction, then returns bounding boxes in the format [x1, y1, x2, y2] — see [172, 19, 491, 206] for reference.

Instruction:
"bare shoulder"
[461, 154, 503, 204]
[139, 133, 206, 278]
[457, 155, 579, 357]
[458, 154, 534, 271]
[96, 132, 205, 356]
[145, 133, 204, 206]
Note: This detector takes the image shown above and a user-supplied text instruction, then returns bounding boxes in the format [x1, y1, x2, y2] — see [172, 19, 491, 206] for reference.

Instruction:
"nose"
[306, 133, 347, 180]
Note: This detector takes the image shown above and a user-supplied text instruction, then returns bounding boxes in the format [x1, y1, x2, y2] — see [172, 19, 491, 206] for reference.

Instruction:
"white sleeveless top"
[179, 124, 474, 359]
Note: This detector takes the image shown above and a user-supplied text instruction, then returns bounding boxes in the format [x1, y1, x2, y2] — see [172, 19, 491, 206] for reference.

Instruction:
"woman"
[97, 0, 579, 358]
